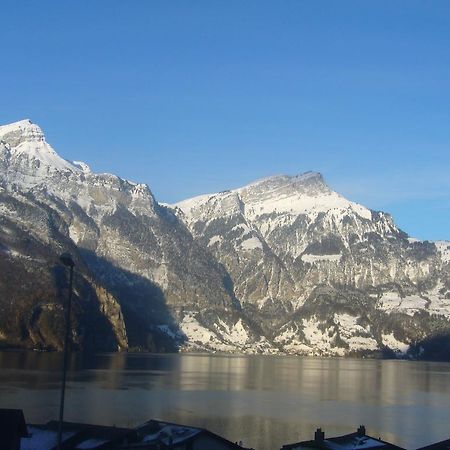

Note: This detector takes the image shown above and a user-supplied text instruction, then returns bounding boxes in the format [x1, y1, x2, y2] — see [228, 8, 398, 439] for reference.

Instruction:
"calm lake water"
[1, 352, 450, 449]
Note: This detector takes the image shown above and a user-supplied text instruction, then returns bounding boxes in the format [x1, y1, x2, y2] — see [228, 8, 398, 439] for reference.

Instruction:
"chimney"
[357, 425, 366, 437]
[315, 428, 325, 442]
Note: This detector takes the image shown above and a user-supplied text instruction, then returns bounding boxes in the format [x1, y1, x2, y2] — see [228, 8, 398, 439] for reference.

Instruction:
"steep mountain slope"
[0, 120, 246, 351]
[173, 173, 450, 357]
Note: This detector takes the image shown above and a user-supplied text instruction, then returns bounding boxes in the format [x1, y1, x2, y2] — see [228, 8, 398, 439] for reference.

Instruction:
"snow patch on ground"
[274, 314, 379, 356]
[425, 282, 450, 316]
[208, 235, 222, 246]
[301, 253, 341, 263]
[381, 333, 409, 353]
[180, 313, 229, 350]
[240, 236, 263, 250]
[378, 292, 428, 316]
[179, 313, 273, 354]
[333, 313, 378, 351]
[274, 324, 314, 355]
[69, 224, 80, 243]
[435, 241, 450, 263]
[215, 318, 250, 344]
[301, 318, 342, 355]
[72, 161, 92, 173]
[1, 120, 79, 174]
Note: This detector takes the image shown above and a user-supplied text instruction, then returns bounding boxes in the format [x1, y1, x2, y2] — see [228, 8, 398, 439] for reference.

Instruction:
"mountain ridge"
[1, 119, 449, 359]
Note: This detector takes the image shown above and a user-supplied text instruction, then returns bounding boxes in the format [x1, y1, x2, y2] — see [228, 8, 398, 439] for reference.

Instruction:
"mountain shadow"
[409, 333, 450, 361]
[78, 248, 186, 352]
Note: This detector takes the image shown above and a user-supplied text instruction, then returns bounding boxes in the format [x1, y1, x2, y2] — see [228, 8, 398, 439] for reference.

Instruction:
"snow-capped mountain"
[0, 120, 237, 351]
[1, 119, 449, 358]
[173, 171, 450, 358]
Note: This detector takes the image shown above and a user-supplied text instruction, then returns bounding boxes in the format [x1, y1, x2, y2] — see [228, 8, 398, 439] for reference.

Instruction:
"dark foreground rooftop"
[416, 439, 450, 450]
[0, 409, 28, 450]
[17, 416, 253, 450]
[281, 426, 406, 450]
[1, 409, 449, 450]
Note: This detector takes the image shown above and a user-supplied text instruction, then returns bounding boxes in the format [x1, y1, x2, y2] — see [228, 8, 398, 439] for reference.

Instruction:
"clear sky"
[1, 1, 449, 240]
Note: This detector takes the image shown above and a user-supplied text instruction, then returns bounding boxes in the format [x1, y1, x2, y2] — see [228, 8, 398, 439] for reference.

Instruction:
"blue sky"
[1, 1, 449, 240]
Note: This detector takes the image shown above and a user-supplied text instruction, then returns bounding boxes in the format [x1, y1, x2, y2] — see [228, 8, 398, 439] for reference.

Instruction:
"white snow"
[174, 173, 373, 224]
[301, 318, 339, 354]
[69, 224, 80, 243]
[0, 119, 40, 139]
[301, 253, 342, 263]
[325, 437, 386, 449]
[143, 425, 200, 446]
[21, 427, 75, 450]
[175, 193, 214, 217]
[0, 120, 79, 174]
[425, 281, 450, 316]
[381, 333, 409, 353]
[274, 323, 315, 354]
[72, 161, 92, 173]
[217, 318, 250, 344]
[208, 235, 222, 246]
[240, 235, 263, 250]
[243, 191, 371, 221]
[274, 314, 379, 356]
[435, 240, 450, 263]
[178, 313, 270, 353]
[378, 292, 428, 316]
[333, 313, 378, 351]
[180, 313, 233, 351]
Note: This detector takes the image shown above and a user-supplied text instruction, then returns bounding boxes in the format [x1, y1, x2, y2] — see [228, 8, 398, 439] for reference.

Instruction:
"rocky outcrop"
[0, 120, 234, 351]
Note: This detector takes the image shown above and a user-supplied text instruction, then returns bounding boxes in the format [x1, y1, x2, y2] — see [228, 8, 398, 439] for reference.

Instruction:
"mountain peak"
[175, 170, 371, 222]
[236, 172, 329, 201]
[239, 171, 326, 191]
[293, 171, 324, 183]
[0, 119, 80, 175]
[0, 119, 45, 144]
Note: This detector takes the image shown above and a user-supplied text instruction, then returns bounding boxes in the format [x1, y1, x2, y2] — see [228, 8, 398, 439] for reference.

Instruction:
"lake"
[1, 352, 450, 449]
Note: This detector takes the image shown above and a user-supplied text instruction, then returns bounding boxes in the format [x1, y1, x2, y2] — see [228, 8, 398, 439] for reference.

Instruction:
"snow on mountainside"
[0, 119, 154, 219]
[177, 172, 371, 221]
[1, 119, 450, 358]
[0, 120, 237, 352]
[0, 119, 80, 181]
[435, 241, 450, 264]
[173, 171, 450, 358]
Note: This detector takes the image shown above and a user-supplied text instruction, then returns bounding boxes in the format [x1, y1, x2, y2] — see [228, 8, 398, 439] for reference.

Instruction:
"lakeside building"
[3, 410, 253, 450]
[280, 426, 406, 450]
[3, 409, 450, 450]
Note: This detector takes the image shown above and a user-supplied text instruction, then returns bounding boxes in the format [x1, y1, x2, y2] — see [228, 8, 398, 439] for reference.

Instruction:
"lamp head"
[60, 252, 75, 268]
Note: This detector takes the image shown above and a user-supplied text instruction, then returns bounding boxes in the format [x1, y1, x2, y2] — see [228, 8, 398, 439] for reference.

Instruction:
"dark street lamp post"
[57, 252, 75, 450]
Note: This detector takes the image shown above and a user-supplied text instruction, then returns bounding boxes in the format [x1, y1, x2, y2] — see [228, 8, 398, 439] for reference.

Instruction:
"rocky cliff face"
[0, 120, 235, 351]
[1, 119, 449, 358]
[173, 173, 450, 358]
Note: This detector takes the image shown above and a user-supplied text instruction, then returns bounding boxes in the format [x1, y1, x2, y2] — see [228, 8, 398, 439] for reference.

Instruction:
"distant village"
[1, 409, 448, 450]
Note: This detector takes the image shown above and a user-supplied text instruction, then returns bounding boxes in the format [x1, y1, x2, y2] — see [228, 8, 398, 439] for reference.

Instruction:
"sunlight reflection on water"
[1, 352, 450, 450]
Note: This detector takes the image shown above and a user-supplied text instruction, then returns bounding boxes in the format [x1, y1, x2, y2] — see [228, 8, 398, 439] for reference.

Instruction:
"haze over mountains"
[1, 119, 449, 359]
